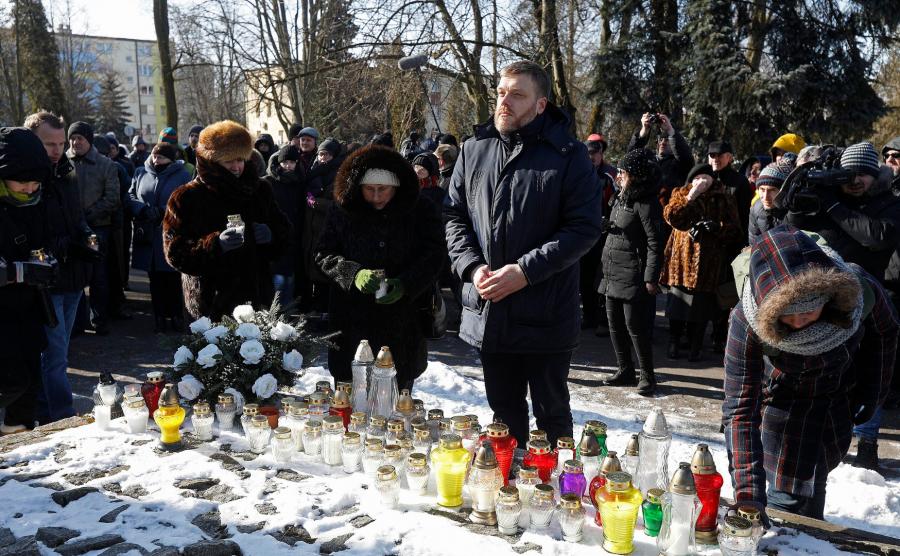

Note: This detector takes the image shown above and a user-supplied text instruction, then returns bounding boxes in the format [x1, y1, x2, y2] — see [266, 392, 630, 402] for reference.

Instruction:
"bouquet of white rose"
[172, 296, 334, 407]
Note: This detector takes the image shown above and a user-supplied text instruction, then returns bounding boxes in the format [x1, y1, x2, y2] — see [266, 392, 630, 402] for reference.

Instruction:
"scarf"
[0, 179, 41, 207]
[418, 175, 439, 190]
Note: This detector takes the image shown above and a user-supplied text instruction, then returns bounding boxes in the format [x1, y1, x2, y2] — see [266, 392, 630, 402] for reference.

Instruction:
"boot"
[687, 322, 705, 362]
[637, 370, 656, 396]
[667, 337, 681, 359]
[854, 438, 879, 470]
[169, 316, 185, 334]
[602, 367, 637, 387]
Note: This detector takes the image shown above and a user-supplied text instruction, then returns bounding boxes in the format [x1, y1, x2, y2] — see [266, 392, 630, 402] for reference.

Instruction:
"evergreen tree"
[93, 73, 132, 136]
[14, 0, 67, 117]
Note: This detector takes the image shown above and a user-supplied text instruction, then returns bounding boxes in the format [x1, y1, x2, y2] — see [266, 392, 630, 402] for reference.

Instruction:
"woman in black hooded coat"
[598, 149, 663, 396]
[315, 145, 446, 391]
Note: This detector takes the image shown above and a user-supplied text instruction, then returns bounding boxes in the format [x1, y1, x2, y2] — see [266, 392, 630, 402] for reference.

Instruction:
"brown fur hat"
[196, 120, 253, 164]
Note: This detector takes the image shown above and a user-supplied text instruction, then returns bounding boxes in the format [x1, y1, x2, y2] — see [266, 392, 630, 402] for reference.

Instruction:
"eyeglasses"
[886, 152, 900, 160]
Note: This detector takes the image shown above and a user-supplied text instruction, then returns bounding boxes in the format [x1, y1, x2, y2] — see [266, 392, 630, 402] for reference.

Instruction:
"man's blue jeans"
[37, 291, 82, 423]
[853, 406, 883, 441]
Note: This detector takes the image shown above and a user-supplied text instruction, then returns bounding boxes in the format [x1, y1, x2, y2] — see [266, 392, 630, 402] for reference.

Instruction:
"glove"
[688, 224, 703, 241]
[253, 223, 272, 244]
[218, 227, 244, 252]
[697, 220, 721, 234]
[376, 279, 405, 305]
[354, 269, 381, 293]
[2, 258, 58, 287]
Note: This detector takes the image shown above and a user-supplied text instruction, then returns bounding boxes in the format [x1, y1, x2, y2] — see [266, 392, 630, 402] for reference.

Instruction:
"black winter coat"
[598, 179, 663, 300]
[264, 150, 305, 276]
[315, 145, 445, 388]
[43, 157, 94, 293]
[627, 130, 695, 193]
[785, 168, 900, 281]
[445, 106, 604, 353]
[747, 200, 785, 243]
[716, 165, 753, 246]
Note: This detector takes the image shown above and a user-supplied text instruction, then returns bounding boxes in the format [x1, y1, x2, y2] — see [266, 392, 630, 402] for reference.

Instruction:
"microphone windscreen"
[397, 54, 429, 71]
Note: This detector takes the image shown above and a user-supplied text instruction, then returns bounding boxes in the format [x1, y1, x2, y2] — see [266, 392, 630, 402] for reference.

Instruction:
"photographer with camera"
[0, 127, 56, 435]
[628, 112, 695, 208]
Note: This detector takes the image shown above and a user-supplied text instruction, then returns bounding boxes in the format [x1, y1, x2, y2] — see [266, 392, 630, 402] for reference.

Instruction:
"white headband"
[360, 168, 400, 187]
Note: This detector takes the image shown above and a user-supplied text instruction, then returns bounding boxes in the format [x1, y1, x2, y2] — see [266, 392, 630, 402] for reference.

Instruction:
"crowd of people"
[1, 59, 898, 524]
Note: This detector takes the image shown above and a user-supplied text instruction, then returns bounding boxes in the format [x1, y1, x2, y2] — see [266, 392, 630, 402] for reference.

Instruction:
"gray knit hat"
[841, 142, 880, 178]
[780, 291, 830, 315]
[756, 162, 791, 189]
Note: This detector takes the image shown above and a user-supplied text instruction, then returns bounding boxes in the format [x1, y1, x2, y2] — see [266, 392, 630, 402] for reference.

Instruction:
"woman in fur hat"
[163, 120, 291, 320]
[598, 149, 663, 396]
[724, 226, 898, 520]
[660, 163, 741, 361]
[315, 145, 446, 391]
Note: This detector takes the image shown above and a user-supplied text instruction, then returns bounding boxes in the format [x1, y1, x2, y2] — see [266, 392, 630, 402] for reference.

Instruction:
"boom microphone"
[398, 54, 429, 71]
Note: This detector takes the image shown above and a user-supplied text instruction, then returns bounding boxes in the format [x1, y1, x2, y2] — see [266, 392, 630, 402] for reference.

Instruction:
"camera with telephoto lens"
[775, 146, 853, 215]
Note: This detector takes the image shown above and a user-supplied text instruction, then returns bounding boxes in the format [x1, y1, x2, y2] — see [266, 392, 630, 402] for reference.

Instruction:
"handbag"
[420, 282, 447, 340]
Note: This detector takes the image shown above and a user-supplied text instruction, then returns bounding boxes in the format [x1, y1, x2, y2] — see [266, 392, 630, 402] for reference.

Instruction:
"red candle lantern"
[140, 371, 165, 418]
[523, 439, 555, 483]
[480, 422, 517, 486]
[329, 389, 353, 430]
[691, 443, 724, 544]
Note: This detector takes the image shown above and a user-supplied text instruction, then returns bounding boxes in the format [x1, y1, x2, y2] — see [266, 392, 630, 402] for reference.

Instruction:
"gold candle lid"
[737, 505, 761, 522]
[159, 383, 179, 407]
[533, 483, 555, 500]
[486, 422, 510, 438]
[723, 516, 753, 537]
[646, 488, 664, 504]
[376, 464, 397, 481]
[414, 428, 431, 441]
[690, 443, 717, 475]
[562, 460, 583, 474]
[192, 402, 211, 415]
[585, 420, 607, 435]
[529, 430, 548, 442]
[407, 452, 427, 467]
[350, 412, 367, 425]
[439, 434, 463, 449]
[556, 436, 575, 450]
[498, 485, 520, 502]
[127, 397, 147, 409]
[336, 382, 352, 394]
[370, 415, 387, 428]
[274, 426, 292, 439]
[384, 444, 402, 457]
[343, 431, 361, 445]
[323, 415, 344, 431]
[450, 415, 471, 431]
[518, 465, 539, 479]
[606, 471, 633, 491]
[396, 431, 414, 449]
[669, 462, 697, 495]
[527, 439, 551, 455]
[305, 419, 323, 431]
[410, 417, 427, 431]
[308, 392, 327, 404]
[396, 389, 414, 412]
[466, 415, 480, 426]
[387, 419, 405, 433]
[366, 438, 385, 450]
[560, 493, 582, 509]
[439, 418, 451, 432]
[289, 403, 309, 417]
[217, 393, 234, 405]
[473, 442, 499, 470]
[243, 403, 259, 416]
[282, 397, 296, 409]
[331, 390, 351, 409]
[375, 346, 394, 368]
[625, 434, 640, 456]
[427, 409, 444, 420]
[600, 451, 622, 475]
[577, 432, 601, 457]
[250, 414, 269, 428]
[413, 399, 425, 411]
[315, 380, 332, 392]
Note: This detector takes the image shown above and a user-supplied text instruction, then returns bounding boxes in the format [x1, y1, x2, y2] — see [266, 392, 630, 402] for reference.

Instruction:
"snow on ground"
[0, 361, 895, 555]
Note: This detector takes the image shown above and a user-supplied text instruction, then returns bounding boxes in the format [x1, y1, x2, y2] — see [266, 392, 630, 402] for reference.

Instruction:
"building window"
[140, 65, 154, 77]
[96, 43, 112, 54]
[138, 44, 152, 57]
[140, 85, 153, 95]
[126, 55, 133, 62]
[141, 104, 155, 116]
[127, 76, 134, 83]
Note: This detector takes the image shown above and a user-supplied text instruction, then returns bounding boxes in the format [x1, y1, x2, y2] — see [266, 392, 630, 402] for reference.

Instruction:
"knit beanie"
[288, 123, 303, 139]
[196, 120, 253, 164]
[840, 142, 880, 178]
[360, 168, 400, 187]
[318, 138, 341, 157]
[780, 291, 830, 315]
[277, 145, 301, 163]
[68, 121, 94, 144]
[686, 163, 714, 185]
[0, 127, 52, 183]
[92, 136, 111, 155]
[297, 127, 319, 140]
[105, 132, 118, 146]
[620, 148, 657, 182]
[756, 162, 791, 189]
[132, 135, 147, 148]
[152, 142, 179, 161]
[412, 152, 439, 178]
[189, 125, 204, 136]
[158, 127, 178, 145]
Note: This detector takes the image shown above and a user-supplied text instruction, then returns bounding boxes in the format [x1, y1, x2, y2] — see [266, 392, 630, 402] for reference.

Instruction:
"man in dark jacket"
[708, 141, 752, 243]
[184, 125, 203, 166]
[445, 61, 603, 447]
[68, 121, 120, 335]
[884, 137, 900, 193]
[255, 133, 276, 165]
[627, 112, 694, 208]
[0, 127, 55, 434]
[747, 162, 790, 242]
[26, 112, 96, 424]
[265, 145, 304, 303]
[434, 144, 458, 191]
[724, 226, 897, 519]
[129, 135, 150, 169]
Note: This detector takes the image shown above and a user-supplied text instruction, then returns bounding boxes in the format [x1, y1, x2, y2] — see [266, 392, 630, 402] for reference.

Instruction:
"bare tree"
[154, 0, 179, 129]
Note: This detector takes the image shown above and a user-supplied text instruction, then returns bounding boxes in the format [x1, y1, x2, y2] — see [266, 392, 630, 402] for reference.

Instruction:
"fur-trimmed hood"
[746, 225, 861, 347]
[332, 144, 419, 212]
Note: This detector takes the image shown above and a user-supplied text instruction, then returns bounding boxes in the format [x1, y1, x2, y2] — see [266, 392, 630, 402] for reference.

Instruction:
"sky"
[44, 0, 179, 42]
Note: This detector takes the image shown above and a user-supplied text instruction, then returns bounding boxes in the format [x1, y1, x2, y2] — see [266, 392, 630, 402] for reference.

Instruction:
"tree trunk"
[540, 0, 576, 130]
[153, 0, 178, 130]
[746, 0, 769, 71]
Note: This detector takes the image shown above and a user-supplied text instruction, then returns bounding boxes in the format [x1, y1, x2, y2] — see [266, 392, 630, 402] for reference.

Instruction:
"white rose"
[232, 304, 256, 323]
[239, 339, 265, 365]
[251, 373, 279, 400]
[177, 374, 204, 400]
[223, 387, 245, 412]
[282, 350, 304, 372]
[196, 344, 222, 368]
[203, 325, 229, 345]
[269, 321, 296, 342]
[173, 346, 194, 368]
[235, 322, 261, 340]
[189, 316, 212, 334]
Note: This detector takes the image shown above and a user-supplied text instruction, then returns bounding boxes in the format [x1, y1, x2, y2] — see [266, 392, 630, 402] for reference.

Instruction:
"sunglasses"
[886, 152, 900, 160]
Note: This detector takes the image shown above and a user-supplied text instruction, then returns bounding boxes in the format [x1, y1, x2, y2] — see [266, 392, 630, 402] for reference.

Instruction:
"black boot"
[687, 322, 705, 362]
[169, 315, 185, 334]
[637, 370, 656, 396]
[603, 367, 637, 387]
[667, 337, 681, 359]
[854, 438, 879, 470]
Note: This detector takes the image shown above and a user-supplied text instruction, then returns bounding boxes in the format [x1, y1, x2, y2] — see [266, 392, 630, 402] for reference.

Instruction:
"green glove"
[376, 279, 405, 305]
[354, 269, 380, 293]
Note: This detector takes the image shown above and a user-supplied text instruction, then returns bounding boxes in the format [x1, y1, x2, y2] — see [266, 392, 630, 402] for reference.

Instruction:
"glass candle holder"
[691, 443, 724, 544]
[384, 444, 405, 476]
[523, 440, 555, 483]
[141, 371, 165, 418]
[558, 493, 586, 543]
[516, 466, 541, 528]
[190, 402, 214, 441]
[413, 427, 432, 458]
[719, 516, 756, 556]
[366, 347, 399, 419]
[308, 391, 330, 419]
[482, 422, 518, 486]
[341, 432, 363, 473]
[153, 384, 185, 450]
[322, 415, 345, 466]
[215, 393, 237, 432]
[247, 414, 272, 454]
[597, 472, 642, 555]
[375, 464, 401, 509]
[330, 389, 353, 429]
[303, 419, 323, 459]
[93, 404, 112, 430]
[426, 409, 444, 442]
[737, 506, 765, 545]
[467, 441, 504, 525]
[386, 418, 405, 444]
[286, 404, 308, 452]
[559, 459, 588, 498]
[495, 486, 522, 535]
[390, 389, 416, 431]
[636, 409, 671, 496]
[351, 339, 374, 416]
[272, 426, 295, 464]
[528, 484, 555, 530]
[367, 414, 387, 444]
[554, 436, 576, 478]
[642, 488, 665, 537]
[349, 411, 368, 444]
[430, 434, 470, 508]
[122, 396, 149, 434]
[363, 438, 385, 476]
[240, 403, 260, 436]
[657, 463, 700, 556]
[405, 452, 430, 494]
[451, 416, 477, 456]
[623, 434, 640, 477]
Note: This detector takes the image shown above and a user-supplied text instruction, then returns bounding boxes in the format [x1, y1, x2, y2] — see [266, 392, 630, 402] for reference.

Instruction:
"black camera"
[775, 146, 853, 215]
[648, 113, 660, 125]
